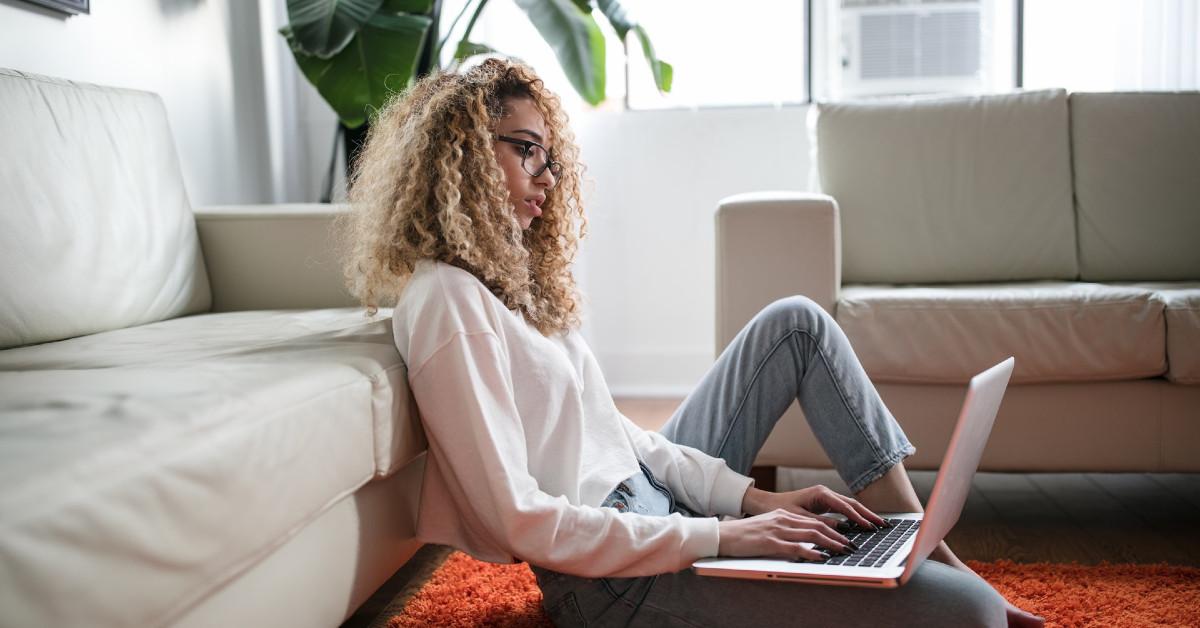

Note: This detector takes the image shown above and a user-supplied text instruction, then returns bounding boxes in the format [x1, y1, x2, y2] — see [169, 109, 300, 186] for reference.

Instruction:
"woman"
[343, 57, 1041, 627]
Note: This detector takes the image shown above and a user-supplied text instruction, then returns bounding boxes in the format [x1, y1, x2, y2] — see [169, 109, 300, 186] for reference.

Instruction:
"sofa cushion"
[0, 309, 421, 628]
[1071, 92, 1200, 281]
[836, 282, 1166, 384]
[814, 89, 1078, 284]
[1124, 283, 1200, 384]
[0, 68, 211, 350]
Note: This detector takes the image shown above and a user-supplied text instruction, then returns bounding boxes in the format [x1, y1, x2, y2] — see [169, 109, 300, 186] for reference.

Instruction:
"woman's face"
[493, 97, 557, 230]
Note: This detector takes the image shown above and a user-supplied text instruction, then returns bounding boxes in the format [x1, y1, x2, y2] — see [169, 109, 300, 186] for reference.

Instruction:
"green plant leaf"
[596, 0, 671, 93]
[513, 0, 605, 105]
[454, 40, 499, 61]
[380, 0, 433, 14]
[633, 24, 672, 93]
[283, 12, 433, 128]
[594, 0, 630, 38]
[286, 0, 385, 59]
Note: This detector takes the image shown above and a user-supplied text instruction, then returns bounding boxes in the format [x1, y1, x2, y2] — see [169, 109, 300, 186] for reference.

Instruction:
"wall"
[0, 0, 818, 397]
[572, 105, 815, 396]
[461, 0, 820, 396]
[0, 0, 276, 207]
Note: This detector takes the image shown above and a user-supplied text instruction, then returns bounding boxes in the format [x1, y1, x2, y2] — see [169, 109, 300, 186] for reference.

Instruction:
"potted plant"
[280, 0, 672, 200]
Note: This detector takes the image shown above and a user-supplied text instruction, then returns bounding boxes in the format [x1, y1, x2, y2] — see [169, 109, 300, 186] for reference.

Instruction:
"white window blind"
[1023, 0, 1200, 92]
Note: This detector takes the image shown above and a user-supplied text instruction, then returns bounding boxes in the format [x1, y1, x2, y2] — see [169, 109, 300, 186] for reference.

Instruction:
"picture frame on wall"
[20, 0, 89, 15]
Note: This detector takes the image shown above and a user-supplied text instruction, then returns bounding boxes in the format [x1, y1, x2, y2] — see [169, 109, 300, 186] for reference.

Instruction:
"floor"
[341, 397, 1200, 628]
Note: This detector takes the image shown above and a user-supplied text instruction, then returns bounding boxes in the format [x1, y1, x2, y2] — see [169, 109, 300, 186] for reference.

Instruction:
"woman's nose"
[533, 167, 555, 188]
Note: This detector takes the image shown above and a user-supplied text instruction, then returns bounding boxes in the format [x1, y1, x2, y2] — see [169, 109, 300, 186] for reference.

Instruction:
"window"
[624, 0, 1018, 108]
[812, 0, 1017, 100]
[623, 0, 809, 109]
[465, 0, 1195, 111]
[1023, 0, 1200, 91]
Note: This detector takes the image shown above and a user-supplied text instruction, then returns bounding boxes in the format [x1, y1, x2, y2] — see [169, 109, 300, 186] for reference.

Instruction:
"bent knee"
[755, 295, 829, 332]
[908, 562, 1007, 628]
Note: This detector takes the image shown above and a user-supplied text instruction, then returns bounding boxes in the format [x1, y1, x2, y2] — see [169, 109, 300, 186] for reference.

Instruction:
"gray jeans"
[531, 296, 1006, 627]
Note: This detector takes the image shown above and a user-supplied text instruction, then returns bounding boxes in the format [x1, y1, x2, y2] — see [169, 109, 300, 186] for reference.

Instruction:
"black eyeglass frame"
[496, 135, 564, 183]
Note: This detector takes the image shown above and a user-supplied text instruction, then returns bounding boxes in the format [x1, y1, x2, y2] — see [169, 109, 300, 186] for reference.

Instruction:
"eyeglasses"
[496, 135, 563, 188]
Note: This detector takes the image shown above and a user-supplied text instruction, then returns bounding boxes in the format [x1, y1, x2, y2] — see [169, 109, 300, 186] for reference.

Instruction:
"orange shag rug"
[388, 552, 1200, 628]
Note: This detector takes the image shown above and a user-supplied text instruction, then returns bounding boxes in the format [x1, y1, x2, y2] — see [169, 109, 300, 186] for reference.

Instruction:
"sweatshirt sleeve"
[618, 415, 755, 519]
[408, 329, 722, 577]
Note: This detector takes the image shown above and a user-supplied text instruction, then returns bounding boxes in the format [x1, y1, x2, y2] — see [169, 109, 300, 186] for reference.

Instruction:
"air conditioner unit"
[839, 0, 986, 97]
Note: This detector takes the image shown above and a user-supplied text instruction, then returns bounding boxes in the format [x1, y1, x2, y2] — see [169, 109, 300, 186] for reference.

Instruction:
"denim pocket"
[600, 574, 659, 605]
[600, 481, 632, 513]
[600, 576, 637, 599]
[545, 591, 586, 627]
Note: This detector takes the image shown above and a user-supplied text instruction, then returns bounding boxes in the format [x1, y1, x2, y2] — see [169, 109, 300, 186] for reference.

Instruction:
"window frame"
[622, 0, 1028, 112]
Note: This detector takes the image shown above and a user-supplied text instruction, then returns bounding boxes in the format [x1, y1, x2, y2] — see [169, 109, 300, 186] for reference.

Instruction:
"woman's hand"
[742, 485, 889, 531]
[716, 484, 891, 560]
[717, 508, 857, 561]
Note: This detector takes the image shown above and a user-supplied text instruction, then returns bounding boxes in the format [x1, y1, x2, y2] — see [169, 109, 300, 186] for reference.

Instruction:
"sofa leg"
[749, 465, 777, 492]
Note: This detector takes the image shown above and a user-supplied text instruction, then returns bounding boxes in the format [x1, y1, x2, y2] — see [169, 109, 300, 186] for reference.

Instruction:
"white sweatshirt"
[390, 259, 754, 578]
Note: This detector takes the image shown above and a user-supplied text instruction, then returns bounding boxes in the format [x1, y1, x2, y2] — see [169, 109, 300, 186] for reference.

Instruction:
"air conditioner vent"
[860, 9, 981, 80]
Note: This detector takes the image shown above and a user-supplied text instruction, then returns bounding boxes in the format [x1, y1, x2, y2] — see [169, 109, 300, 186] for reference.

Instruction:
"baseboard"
[609, 385, 695, 398]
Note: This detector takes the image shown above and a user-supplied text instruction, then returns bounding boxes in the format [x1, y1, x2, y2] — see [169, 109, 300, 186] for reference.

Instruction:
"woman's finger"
[803, 488, 872, 530]
[798, 512, 854, 545]
[776, 540, 825, 562]
[798, 528, 854, 553]
[826, 495, 881, 530]
[839, 494, 889, 528]
[781, 516, 853, 552]
[784, 504, 855, 533]
[815, 514, 845, 531]
[811, 488, 886, 529]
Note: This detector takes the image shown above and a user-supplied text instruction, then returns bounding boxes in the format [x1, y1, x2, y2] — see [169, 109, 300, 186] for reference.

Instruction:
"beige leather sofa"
[716, 89, 1199, 474]
[0, 69, 426, 628]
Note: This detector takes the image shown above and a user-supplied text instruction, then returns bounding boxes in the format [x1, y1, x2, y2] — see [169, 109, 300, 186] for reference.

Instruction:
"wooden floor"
[618, 397, 1200, 567]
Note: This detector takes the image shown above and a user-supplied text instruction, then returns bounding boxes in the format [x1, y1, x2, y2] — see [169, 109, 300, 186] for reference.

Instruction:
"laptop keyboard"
[812, 518, 919, 568]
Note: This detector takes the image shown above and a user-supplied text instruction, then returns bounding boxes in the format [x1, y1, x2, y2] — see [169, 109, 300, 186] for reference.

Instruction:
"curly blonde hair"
[340, 57, 588, 336]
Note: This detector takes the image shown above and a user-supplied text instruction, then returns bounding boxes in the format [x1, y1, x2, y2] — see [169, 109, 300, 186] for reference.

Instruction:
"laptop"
[692, 356, 1015, 589]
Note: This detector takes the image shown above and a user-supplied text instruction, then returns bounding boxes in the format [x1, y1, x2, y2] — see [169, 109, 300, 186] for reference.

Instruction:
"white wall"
[0, 0, 282, 207]
[460, 0, 820, 397]
[572, 105, 815, 397]
[0, 0, 817, 397]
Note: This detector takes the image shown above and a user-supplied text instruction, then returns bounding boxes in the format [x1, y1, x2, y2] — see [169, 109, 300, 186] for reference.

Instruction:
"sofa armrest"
[715, 191, 841, 354]
[194, 203, 359, 312]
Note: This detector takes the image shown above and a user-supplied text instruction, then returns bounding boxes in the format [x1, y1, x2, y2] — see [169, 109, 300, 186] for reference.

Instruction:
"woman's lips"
[524, 199, 542, 217]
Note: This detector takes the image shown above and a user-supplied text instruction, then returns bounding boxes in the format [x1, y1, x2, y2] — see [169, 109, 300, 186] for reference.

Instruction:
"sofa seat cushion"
[835, 282, 1166, 384]
[0, 309, 421, 628]
[0, 308, 420, 475]
[1123, 283, 1200, 384]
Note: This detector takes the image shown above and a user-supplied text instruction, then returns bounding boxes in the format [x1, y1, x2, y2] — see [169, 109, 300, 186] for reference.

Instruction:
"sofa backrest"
[0, 69, 211, 349]
[1070, 92, 1200, 281]
[814, 89, 1078, 284]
